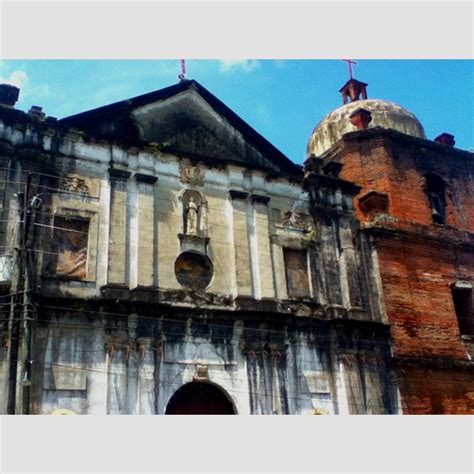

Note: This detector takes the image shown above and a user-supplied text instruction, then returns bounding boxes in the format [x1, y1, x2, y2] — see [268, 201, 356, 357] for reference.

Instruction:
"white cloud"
[0, 69, 28, 88]
[31, 83, 50, 97]
[218, 60, 260, 73]
[0, 69, 51, 103]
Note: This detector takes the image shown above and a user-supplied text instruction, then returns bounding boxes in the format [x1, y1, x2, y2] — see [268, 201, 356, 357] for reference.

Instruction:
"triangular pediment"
[59, 80, 301, 176]
[132, 88, 280, 171]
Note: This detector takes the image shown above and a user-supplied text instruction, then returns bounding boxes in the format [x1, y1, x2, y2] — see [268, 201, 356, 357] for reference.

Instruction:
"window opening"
[50, 215, 89, 280]
[452, 284, 473, 336]
[424, 173, 447, 224]
[283, 248, 310, 298]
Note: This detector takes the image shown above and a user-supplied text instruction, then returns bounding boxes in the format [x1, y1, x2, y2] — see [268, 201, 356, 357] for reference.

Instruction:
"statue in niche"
[186, 196, 200, 235]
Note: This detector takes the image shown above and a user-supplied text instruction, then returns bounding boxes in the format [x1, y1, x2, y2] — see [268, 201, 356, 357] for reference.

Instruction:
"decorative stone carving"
[179, 162, 204, 187]
[282, 211, 311, 231]
[193, 364, 209, 381]
[61, 174, 90, 196]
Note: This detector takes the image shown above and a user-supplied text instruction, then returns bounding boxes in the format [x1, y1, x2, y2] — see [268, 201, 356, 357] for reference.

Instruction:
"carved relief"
[281, 211, 311, 231]
[179, 162, 204, 187]
[61, 174, 90, 196]
[193, 364, 209, 381]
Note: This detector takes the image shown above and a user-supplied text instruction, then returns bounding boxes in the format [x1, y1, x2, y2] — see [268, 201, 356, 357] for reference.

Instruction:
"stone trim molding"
[108, 168, 131, 180]
[135, 173, 158, 184]
[250, 193, 270, 205]
[229, 190, 249, 200]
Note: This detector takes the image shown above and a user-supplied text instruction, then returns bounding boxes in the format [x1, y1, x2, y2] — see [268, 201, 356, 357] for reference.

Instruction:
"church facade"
[0, 70, 471, 415]
[0, 79, 398, 414]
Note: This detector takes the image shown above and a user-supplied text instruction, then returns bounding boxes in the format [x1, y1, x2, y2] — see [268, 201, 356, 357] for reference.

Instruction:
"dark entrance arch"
[165, 382, 236, 415]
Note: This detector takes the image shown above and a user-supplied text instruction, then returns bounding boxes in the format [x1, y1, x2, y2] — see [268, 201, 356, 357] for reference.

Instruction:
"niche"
[182, 190, 207, 237]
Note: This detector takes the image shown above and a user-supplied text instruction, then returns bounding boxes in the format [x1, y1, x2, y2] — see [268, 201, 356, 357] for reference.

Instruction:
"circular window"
[174, 251, 213, 290]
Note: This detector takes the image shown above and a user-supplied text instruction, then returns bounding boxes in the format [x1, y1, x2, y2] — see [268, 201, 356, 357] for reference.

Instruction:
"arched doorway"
[165, 382, 236, 415]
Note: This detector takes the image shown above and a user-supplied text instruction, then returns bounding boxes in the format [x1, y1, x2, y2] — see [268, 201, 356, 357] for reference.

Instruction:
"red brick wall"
[375, 235, 472, 358]
[337, 135, 473, 357]
[336, 133, 474, 413]
[398, 366, 474, 414]
[340, 137, 474, 231]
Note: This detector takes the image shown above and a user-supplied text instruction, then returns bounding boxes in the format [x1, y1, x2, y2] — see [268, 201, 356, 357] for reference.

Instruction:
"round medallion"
[174, 251, 213, 290]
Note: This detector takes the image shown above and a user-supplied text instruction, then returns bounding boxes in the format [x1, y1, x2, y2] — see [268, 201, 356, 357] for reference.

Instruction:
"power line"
[3, 358, 397, 413]
[0, 173, 310, 217]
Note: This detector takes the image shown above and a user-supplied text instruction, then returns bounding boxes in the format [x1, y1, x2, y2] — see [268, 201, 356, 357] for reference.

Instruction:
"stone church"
[0, 70, 470, 414]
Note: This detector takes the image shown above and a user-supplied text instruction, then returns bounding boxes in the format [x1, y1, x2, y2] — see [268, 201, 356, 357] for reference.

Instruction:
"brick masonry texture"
[332, 130, 474, 413]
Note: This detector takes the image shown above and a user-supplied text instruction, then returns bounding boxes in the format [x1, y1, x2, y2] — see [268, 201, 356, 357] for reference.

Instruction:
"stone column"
[135, 174, 158, 287]
[308, 243, 326, 305]
[319, 215, 344, 311]
[363, 235, 387, 323]
[86, 322, 108, 415]
[107, 168, 131, 285]
[338, 217, 364, 313]
[137, 338, 156, 414]
[251, 194, 275, 299]
[229, 191, 252, 297]
[270, 240, 287, 300]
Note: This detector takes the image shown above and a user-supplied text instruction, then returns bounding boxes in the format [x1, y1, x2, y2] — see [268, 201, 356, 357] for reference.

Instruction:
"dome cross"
[178, 59, 187, 82]
[342, 59, 358, 80]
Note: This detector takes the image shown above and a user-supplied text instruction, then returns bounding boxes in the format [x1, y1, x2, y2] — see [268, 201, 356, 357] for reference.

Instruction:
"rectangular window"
[283, 248, 310, 298]
[452, 284, 473, 336]
[50, 215, 89, 280]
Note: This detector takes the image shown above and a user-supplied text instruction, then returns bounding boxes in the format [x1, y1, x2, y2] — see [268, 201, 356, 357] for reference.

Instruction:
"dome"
[307, 98, 426, 157]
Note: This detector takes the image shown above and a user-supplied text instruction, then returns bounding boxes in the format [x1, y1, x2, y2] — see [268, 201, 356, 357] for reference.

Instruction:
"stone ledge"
[135, 173, 158, 184]
[108, 168, 131, 180]
[100, 283, 130, 300]
[250, 194, 270, 205]
[229, 190, 249, 200]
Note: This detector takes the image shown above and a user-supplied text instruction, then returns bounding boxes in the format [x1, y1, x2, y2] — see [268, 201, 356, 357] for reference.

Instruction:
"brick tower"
[305, 78, 474, 414]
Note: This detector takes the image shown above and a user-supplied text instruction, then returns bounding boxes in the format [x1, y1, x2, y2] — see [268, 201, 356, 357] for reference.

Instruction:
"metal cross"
[178, 59, 186, 81]
[342, 59, 358, 79]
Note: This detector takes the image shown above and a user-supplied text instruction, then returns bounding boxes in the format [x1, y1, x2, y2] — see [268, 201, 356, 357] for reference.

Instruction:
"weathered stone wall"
[29, 307, 397, 415]
[0, 101, 393, 415]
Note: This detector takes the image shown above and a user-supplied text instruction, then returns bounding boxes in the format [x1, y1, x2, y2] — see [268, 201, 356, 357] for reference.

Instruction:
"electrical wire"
[3, 357, 397, 412]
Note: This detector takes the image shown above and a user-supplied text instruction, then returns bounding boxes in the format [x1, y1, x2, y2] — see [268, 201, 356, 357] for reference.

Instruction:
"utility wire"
[3, 357, 396, 412]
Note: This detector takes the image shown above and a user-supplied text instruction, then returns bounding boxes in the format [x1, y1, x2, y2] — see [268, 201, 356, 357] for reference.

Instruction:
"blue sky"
[0, 60, 472, 163]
